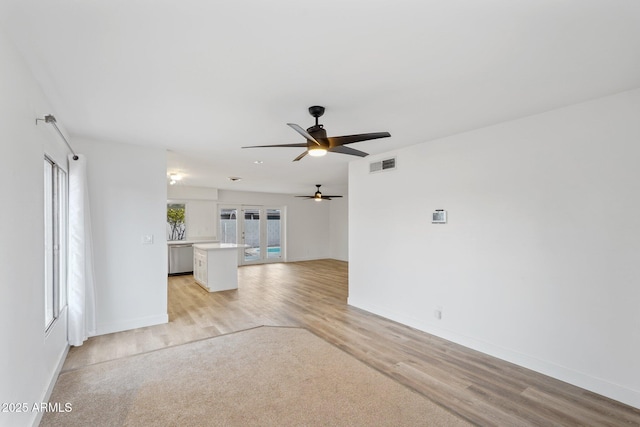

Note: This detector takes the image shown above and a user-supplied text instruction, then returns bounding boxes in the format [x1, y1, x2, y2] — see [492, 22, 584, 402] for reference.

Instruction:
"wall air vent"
[369, 157, 396, 173]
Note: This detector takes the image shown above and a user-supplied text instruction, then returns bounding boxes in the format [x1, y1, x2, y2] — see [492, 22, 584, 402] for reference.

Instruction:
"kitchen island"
[192, 243, 248, 292]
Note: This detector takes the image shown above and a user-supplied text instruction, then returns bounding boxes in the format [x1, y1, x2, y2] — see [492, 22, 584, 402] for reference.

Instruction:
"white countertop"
[167, 240, 219, 246]
[193, 243, 249, 250]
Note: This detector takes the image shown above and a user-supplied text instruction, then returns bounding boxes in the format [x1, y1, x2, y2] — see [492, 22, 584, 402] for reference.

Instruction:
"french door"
[219, 205, 284, 265]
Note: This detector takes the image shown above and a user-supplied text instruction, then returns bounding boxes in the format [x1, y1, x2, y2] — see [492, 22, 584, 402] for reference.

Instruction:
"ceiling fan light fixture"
[308, 147, 327, 157]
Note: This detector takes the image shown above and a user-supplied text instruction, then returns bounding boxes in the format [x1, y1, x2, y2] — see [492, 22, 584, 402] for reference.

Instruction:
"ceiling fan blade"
[292, 151, 308, 162]
[287, 123, 321, 146]
[328, 132, 391, 146]
[242, 143, 307, 148]
[294, 196, 314, 198]
[321, 195, 343, 198]
[329, 145, 369, 157]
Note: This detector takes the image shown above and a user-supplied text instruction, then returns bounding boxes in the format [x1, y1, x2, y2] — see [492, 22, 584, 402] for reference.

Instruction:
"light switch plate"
[142, 234, 154, 244]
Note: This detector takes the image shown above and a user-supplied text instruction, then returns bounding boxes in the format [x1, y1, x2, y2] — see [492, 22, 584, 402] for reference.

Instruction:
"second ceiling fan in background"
[295, 185, 342, 201]
[243, 106, 391, 161]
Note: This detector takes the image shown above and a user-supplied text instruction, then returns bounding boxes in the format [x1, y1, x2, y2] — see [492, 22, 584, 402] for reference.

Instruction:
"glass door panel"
[266, 209, 282, 260]
[220, 208, 238, 244]
[243, 208, 261, 262]
[219, 205, 284, 265]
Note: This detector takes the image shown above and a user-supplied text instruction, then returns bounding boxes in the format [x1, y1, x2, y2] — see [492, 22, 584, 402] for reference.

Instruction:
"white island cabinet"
[193, 243, 248, 292]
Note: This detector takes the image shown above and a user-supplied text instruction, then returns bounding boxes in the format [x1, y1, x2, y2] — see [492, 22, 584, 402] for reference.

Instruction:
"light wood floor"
[63, 259, 640, 426]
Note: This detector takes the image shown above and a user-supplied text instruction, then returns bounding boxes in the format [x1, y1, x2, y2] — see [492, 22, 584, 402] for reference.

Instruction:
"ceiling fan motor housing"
[306, 125, 329, 149]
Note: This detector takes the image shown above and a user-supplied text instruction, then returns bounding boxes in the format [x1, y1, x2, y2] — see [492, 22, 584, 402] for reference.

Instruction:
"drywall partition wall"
[217, 189, 334, 262]
[73, 138, 168, 335]
[0, 28, 70, 427]
[167, 184, 218, 200]
[349, 89, 640, 408]
[330, 197, 349, 261]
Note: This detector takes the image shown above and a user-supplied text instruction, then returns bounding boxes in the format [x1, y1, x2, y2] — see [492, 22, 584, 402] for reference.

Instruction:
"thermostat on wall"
[432, 210, 447, 224]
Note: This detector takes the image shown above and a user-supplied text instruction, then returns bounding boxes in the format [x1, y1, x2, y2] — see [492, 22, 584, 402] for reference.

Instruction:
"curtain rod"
[37, 114, 79, 160]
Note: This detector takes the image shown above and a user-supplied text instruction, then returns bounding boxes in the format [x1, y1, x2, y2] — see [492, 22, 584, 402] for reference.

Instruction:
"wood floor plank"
[61, 259, 640, 426]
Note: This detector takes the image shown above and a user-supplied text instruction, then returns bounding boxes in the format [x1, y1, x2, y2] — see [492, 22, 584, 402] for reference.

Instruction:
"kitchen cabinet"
[167, 240, 218, 276]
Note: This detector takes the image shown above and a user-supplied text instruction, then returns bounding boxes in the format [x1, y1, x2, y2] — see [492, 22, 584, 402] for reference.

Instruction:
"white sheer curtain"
[68, 154, 97, 346]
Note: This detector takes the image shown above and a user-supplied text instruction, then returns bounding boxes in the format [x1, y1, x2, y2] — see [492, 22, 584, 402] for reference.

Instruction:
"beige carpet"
[41, 327, 471, 426]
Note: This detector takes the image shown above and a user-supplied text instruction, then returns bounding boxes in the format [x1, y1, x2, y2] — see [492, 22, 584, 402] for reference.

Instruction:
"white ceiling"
[2, 0, 639, 196]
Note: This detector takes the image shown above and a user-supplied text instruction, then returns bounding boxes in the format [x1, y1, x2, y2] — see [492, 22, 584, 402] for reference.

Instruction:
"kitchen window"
[167, 203, 186, 241]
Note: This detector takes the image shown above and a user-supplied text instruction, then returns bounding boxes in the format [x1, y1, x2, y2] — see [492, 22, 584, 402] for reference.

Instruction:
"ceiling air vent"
[369, 157, 396, 173]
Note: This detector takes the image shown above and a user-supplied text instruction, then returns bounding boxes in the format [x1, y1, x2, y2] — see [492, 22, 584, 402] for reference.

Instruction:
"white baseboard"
[31, 343, 69, 427]
[285, 256, 317, 262]
[95, 313, 168, 336]
[348, 297, 640, 409]
[284, 256, 337, 263]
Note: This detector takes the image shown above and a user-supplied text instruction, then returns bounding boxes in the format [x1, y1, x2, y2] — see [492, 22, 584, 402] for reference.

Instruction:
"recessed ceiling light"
[168, 173, 183, 185]
[228, 176, 242, 182]
[253, 160, 263, 164]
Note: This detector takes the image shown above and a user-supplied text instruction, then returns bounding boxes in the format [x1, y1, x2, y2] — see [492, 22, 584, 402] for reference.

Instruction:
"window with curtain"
[44, 157, 68, 331]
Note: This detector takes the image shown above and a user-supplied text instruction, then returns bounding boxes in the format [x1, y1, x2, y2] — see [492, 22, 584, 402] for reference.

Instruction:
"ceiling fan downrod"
[308, 105, 325, 127]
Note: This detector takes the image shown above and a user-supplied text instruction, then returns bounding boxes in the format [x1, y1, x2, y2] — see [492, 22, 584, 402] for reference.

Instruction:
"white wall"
[183, 200, 217, 241]
[0, 28, 70, 427]
[168, 185, 218, 201]
[73, 138, 168, 335]
[329, 197, 349, 261]
[349, 89, 640, 408]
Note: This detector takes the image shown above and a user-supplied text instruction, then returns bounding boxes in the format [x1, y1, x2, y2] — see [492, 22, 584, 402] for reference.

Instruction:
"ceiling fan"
[242, 106, 391, 161]
[295, 185, 342, 201]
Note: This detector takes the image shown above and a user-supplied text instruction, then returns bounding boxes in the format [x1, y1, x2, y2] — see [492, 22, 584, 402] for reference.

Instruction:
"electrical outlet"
[434, 306, 442, 320]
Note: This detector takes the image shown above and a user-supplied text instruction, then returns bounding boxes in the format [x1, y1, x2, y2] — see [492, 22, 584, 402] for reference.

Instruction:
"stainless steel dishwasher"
[168, 243, 194, 275]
